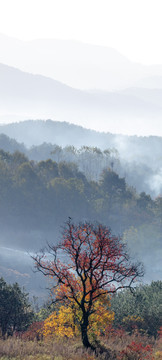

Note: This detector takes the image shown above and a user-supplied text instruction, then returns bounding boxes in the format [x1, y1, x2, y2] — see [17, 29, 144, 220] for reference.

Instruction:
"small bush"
[117, 341, 154, 360]
[154, 351, 162, 359]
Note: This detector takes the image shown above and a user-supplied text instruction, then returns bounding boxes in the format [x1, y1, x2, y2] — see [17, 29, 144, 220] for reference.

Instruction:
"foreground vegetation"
[0, 329, 161, 360]
[0, 257, 161, 359]
[0, 278, 161, 358]
[0, 220, 161, 357]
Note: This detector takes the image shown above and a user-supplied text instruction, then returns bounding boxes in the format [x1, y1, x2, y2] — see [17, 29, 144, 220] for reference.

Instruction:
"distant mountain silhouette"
[0, 119, 162, 164]
[1, 63, 162, 136]
[1, 34, 162, 91]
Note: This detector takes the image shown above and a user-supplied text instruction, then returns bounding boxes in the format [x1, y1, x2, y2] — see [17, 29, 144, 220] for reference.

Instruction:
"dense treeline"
[0, 131, 162, 197]
[111, 281, 162, 338]
[0, 277, 33, 337]
[0, 148, 161, 283]
[0, 148, 161, 234]
[0, 133, 123, 182]
[0, 148, 161, 233]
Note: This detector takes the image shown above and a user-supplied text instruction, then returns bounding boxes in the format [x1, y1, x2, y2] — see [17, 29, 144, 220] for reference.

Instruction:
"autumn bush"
[43, 293, 114, 340]
[154, 330, 162, 359]
[19, 321, 44, 341]
[117, 341, 154, 360]
[121, 315, 145, 334]
[157, 328, 162, 339]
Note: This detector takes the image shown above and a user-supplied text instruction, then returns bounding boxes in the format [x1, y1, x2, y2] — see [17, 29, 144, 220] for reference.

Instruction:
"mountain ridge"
[1, 63, 162, 136]
[1, 34, 162, 91]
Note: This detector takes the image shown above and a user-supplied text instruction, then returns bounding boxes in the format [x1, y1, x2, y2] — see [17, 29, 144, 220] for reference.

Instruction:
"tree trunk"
[80, 315, 94, 349]
[2, 325, 7, 339]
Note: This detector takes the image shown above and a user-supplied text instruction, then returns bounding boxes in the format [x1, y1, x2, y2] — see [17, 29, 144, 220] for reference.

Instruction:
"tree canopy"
[0, 278, 33, 337]
[111, 280, 162, 338]
[33, 220, 143, 349]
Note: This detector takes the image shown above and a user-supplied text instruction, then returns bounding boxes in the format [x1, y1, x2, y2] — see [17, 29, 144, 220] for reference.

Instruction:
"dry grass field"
[0, 331, 161, 360]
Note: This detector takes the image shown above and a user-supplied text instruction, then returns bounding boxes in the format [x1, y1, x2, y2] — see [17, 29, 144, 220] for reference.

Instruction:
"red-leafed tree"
[33, 220, 143, 349]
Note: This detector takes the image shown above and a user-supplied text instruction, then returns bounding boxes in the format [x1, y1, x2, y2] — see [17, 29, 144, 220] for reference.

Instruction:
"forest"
[0, 119, 162, 197]
[0, 140, 161, 293]
[0, 123, 161, 359]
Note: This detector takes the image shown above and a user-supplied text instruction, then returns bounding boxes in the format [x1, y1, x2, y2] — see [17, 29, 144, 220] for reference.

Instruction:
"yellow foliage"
[155, 351, 162, 359]
[122, 315, 144, 324]
[43, 293, 114, 339]
[88, 295, 114, 337]
[43, 305, 76, 338]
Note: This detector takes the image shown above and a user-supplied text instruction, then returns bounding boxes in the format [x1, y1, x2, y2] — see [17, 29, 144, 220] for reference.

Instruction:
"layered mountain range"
[1, 34, 162, 135]
[0, 34, 162, 299]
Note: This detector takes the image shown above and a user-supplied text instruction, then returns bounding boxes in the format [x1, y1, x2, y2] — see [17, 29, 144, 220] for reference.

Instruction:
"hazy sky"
[0, 0, 162, 65]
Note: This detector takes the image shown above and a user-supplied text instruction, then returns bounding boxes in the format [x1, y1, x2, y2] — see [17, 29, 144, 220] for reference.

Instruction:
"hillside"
[0, 119, 162, 157]
[0, 120, 162, 197]
[0, 147, 161, 299]
[2, 34, 162, 91]
[1, 64, 162, 135]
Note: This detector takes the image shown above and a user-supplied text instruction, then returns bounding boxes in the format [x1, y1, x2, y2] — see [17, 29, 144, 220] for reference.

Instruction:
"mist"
[1, 62, 162, 136]
[0, 35, 161, 300]
[0, 120, 162, 198]
[1, 34, 161, 91]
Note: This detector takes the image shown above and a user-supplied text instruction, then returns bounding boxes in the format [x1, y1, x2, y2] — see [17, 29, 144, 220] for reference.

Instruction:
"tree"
[100, 169, 126, 200]
[34, 220, 143, 349]
[0, 278, 33, 337]
[43, 290, 114, 339]
[111, 281, 162, 338]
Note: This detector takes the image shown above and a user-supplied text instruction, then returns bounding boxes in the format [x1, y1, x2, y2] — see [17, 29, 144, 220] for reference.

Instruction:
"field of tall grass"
[0, 330, 161, 360]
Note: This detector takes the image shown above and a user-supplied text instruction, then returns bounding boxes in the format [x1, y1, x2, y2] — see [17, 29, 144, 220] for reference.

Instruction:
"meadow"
[0, 328, 161, 360]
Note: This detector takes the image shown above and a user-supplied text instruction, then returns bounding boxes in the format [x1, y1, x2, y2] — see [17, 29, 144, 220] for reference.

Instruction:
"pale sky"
[0, 0, 162, 65]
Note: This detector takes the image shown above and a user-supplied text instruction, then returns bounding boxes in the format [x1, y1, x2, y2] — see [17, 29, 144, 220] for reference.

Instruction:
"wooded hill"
[0, 121, 161, 296]
[0, 148, 161, 293]
[0, 120, 162, 197]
